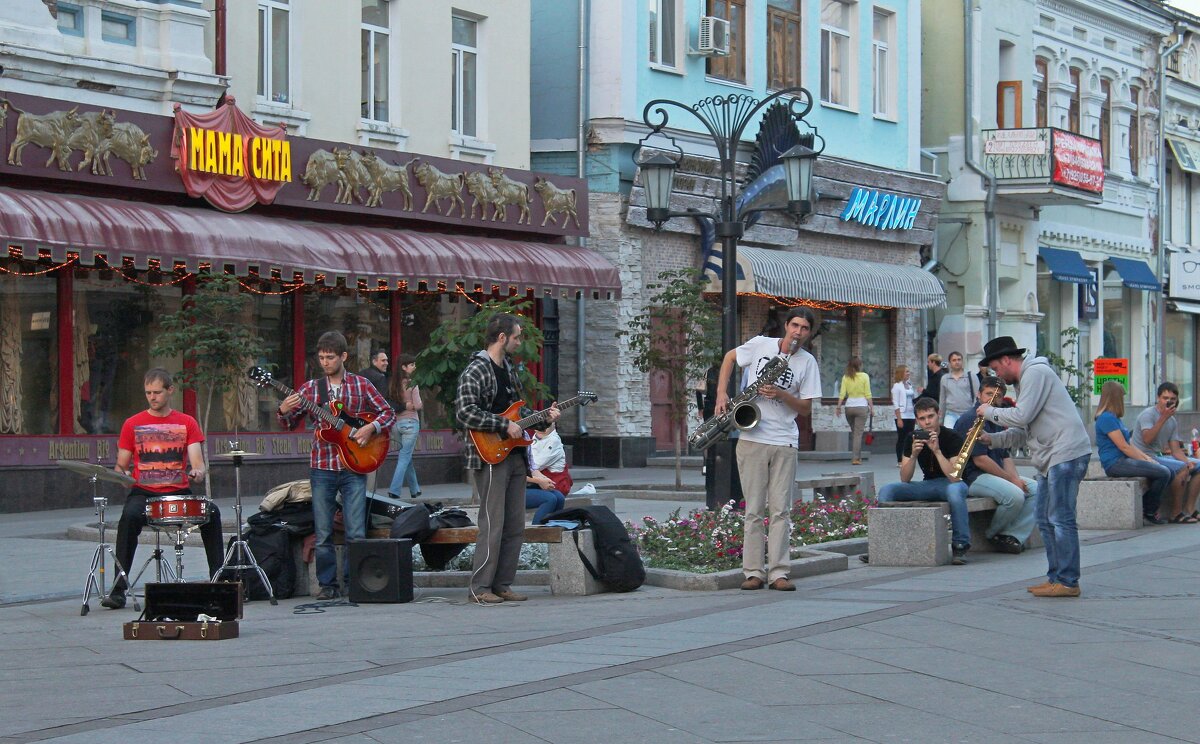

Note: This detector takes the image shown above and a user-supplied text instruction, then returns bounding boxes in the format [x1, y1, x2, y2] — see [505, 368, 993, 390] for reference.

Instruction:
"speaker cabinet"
[348, 539, 413, 603]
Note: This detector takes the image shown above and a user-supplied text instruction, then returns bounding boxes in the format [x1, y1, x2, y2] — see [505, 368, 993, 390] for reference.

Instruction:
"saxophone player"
[715, 308, 821, 591]
[951, 377, 1038, 554]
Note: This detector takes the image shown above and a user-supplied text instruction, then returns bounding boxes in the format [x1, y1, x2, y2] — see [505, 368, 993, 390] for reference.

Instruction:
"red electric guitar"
[468, 392, 597, 466]
[248, 366, 390, 474]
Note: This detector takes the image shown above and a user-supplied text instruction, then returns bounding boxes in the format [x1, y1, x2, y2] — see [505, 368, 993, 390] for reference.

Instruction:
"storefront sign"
[1092, 357, 1129, 395]
[1078, 266, 1099, 320]
[1168, 139, 1200, 175]
[1051, 130, 1105, 194]
[840, 187, 921, 230]
[172, 98, 291, 213]
[1170, 252, 1200, 300]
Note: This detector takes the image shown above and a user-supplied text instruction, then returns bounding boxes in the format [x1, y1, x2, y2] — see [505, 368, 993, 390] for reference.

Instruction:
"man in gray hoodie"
[976, 336, 1091, 598]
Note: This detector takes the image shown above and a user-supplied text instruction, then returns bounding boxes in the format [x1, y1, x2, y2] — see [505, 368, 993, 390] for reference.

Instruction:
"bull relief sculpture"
[488, 168, 531, 224]
[301, 149, 339, 201]
[6, 103, 157, 179]
[464, 170, 499, 220]
[360, 152, 414, 209]
[332, 148, 369, 205]
[414, 160, 466, 216]
[533, 177, 580, 228]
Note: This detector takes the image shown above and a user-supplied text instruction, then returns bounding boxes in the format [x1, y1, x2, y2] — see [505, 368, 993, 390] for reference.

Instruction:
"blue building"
[532, 0, 946, 461]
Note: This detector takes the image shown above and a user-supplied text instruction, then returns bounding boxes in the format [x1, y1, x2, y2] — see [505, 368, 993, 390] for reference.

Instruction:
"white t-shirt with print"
[734, 335, 822, 447]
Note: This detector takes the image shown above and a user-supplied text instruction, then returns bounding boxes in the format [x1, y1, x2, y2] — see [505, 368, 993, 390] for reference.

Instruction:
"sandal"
[1169, 513, 1199, 524]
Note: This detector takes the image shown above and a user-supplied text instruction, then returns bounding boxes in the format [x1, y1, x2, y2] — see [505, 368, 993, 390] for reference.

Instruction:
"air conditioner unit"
[695, 16, 730, 56]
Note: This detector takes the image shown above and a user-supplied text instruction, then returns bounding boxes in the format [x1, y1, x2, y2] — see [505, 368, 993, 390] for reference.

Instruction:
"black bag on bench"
[544, 505, 645, 592]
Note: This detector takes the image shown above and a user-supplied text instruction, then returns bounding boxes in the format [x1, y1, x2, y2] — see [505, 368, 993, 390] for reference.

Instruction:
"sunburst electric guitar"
[248, 366, 390, 474]
[469, 392, 597, 466]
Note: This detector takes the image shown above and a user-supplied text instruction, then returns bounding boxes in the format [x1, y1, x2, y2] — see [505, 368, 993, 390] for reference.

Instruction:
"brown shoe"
[470, 592, 504, 604]
[1030, 583, 1080, 598]
[851, 459, 862, 465]
[768, 578, 796, 591]
[1027, 581, 1053, 593]
[741, 576, 765, 590]
[495, 590, 527, 602]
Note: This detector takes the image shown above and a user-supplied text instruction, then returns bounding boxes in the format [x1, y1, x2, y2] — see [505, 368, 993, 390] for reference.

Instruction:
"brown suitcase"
[123, 620, 239, 641]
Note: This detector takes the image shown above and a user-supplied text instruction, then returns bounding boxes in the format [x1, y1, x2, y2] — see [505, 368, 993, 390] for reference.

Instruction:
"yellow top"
[838, 372, 872, 401]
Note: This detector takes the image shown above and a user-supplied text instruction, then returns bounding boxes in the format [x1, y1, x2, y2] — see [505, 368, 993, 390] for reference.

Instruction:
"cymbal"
[213, 450, 262, 458]
[57, 460, 135, 486]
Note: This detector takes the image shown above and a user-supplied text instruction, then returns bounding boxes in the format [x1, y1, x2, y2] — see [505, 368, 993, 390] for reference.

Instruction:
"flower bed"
[627, 494, 875, 574]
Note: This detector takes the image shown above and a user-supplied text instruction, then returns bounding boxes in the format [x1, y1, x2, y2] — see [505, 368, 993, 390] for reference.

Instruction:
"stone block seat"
[867, 497, 1040, 567]
[795, 473, 861, 502]
[1077, 457, 1147, 530]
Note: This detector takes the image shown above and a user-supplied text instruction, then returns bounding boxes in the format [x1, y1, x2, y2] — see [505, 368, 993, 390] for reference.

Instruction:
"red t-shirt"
[118, 409, 204, 493]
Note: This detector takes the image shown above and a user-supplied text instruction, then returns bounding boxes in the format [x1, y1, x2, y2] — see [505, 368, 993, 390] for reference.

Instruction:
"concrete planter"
[643, 548, 848, 591]
[801, 536, 868, 556]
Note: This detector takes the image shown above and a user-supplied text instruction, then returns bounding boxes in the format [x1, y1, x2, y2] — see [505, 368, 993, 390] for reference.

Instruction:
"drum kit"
[63, 443, 277, 614]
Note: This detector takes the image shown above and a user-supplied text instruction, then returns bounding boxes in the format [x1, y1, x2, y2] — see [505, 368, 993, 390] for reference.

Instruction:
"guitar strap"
[317, 377, 330, 408]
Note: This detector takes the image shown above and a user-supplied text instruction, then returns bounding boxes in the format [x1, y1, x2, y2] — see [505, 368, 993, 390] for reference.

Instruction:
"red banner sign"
[171, 97, 291, 213]
[1051, 130, 1104, 194]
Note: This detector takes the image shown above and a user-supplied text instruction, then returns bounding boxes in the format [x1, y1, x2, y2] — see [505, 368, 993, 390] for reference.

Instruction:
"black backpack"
[225, 527, 295, 600]
[544, 505, 645, 592]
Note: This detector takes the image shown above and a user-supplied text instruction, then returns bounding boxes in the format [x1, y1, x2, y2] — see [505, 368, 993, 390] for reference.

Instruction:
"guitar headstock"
[577, 391, 598, 405]
[247, 366, 273, 387]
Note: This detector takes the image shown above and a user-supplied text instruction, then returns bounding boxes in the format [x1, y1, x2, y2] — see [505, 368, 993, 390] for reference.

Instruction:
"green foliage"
[410, 297, 550, 429]
[1043, 326, 1093, 405]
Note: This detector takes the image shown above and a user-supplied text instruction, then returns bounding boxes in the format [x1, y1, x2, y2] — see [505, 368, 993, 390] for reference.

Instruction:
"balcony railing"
[980, 127, 1105, 206]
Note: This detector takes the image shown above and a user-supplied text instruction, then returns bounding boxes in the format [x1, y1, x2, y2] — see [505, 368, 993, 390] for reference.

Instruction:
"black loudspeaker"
[348, 539, 413, 603]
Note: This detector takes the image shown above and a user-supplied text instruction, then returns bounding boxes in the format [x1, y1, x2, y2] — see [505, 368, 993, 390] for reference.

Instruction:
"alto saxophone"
[690, 339, 800, 452]
[951, 389, 1001, 480]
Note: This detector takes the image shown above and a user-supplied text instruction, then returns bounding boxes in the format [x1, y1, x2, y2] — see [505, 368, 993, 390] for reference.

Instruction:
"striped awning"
[706, 245, 945, 309]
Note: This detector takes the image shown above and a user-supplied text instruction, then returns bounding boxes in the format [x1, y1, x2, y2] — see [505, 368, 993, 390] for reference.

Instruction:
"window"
[0, 273, 58, 435]
[821, 0, 853, 106]
[997, 81, 1021, 128]
[860, 308, 891, 396]
[706, 0, 746, 83]
[1034, 58, 1048, 128]
[1166, 312, 1195, 410]
[258, 0, 290, 104]
[768, 1, 802, 90]
[872, 9, 894, 116]
[1099, 79, 1111, 167]
[1129, 85, 1140, 176]
[1101, 267, 1130, 360]
[649, 0, 678, 68]
[1068, 67, 1081, 133]
[817, 310, 851, 397]
[101, 11, 135, 44]
[361, 0, 390, 121]
[57, 3, 83, 36]
[451, 15, 479, 137]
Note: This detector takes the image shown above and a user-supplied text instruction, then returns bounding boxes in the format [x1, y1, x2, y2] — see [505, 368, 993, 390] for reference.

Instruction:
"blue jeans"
[387, 419, 421, 497]
[1104, 456, 1171, 517]
[311, 467, 367, 590]
[525, 487, 565, 524]
[1034, 454, 1089, 589]
[878, 478, 971, 548]
[967, 474, 1038, 543]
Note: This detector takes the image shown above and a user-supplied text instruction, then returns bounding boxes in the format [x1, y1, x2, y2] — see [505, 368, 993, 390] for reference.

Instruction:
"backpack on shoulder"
[543, 505, 645, 592]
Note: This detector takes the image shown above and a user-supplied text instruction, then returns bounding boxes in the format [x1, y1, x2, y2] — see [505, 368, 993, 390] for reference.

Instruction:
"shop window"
[303, 290, 390, 384]
[451, 15, 479, 137]
[1034, 57, 1048, 128]
[397, 294, 464, 428]
[1166, 312, 1195, 411]
[872, 9, 895, 117]
[258, 0, 291, 104]
[768, 1, 802, 90]
[997, 81, 1021, 128]
[1035, 264, 1062, 356]
[820, 0, 854, 106]
[75, 274, 183, 435]
[817, 309, 851, 397]
[1068, 67, 1081, 133]
[1101, 267, 1130, 361]
[0, 273, 58, 435]
[859, 308, 891, 399]
[204, 290, 292, 433]
[649, 0, 679, 69]
[361, 0, 390, 122]
[707, 0, 746, 84]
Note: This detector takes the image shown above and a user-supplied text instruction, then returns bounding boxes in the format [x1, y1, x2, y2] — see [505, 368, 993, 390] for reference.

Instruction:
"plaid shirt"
[456, 350, 536, 471]
[278, 371, 396, 471]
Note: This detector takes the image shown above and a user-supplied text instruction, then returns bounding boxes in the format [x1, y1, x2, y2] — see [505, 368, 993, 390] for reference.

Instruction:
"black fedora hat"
[980, 336, 1027, 366]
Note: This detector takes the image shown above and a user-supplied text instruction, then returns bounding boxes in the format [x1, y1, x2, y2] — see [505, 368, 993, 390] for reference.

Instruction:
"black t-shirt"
[490, 360, 514, 414]
[902, 425, 965, 481]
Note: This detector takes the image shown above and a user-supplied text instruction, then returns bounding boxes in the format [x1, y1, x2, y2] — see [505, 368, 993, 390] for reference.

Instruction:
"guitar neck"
[272, 379, 343, 430]
[514, 396, 586, 429]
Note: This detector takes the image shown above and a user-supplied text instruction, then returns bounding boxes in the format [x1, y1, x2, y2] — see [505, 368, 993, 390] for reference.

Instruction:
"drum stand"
[80, 493, 139, 616]
[212, 448, 276, 604]
[127, 526, 179, 591]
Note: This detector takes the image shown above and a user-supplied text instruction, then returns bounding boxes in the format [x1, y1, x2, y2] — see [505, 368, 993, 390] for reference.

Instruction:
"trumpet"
[690, 339, 799, 452]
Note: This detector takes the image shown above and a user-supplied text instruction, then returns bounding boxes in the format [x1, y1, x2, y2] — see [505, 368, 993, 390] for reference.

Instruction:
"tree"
[411, 296, 550, 430]
[618, 268, 723, 489]
[151, 273, 264, 497]
[1043, 326, 1094, 408]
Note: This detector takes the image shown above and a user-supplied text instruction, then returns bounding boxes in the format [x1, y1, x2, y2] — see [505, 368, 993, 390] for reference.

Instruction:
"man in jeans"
[978, 336, 1092, 598]
[878, 397, 971, 564]
[1133, 381, 1200, 522]
[952, 377, 1037, 554]
[938, 351, 977, 427]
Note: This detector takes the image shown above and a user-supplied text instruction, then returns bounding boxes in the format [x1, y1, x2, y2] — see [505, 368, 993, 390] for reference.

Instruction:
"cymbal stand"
[127, 525, 178, 592]
[80, 489, 139, 616]
[213, 445, 276, 604]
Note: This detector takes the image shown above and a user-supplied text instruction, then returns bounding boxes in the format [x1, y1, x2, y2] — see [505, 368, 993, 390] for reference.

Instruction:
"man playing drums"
[102, 368, 224, 609]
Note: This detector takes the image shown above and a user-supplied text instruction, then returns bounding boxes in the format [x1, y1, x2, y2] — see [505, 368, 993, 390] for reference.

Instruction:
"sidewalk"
[6, 461, 1199, 743]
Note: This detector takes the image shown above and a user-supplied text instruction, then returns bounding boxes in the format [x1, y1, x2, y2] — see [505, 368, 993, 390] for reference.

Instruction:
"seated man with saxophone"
[952, 377, 1037, 554]
[878, 397, 972, 564]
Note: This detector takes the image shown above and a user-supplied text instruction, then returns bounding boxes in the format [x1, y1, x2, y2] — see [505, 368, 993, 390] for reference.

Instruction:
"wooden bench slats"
[362, 525, 564, 544]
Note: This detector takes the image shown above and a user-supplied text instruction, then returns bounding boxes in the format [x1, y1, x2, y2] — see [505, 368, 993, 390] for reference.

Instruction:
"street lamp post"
[634, 88, 823, 509]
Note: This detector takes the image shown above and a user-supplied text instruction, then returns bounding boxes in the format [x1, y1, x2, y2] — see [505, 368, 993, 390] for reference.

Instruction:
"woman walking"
[835, 357, 873, 465]
[387, 353, 423, 499]
[1094, 381, 1171, 525]
[890, 365, 916, 464]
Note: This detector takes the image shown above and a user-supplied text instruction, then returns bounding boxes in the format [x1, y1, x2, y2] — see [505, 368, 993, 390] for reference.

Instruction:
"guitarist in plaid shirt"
[456, 313, 559, 605]
[278, 331, 395, 600]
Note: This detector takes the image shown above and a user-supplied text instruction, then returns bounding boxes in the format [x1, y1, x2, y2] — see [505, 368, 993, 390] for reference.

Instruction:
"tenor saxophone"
[689, 339, 800, 452]
[951, 389, 1001, 480]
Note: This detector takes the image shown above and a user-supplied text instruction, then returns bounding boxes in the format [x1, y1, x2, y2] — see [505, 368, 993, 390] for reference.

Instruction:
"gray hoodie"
[987, 356, 1091, 474]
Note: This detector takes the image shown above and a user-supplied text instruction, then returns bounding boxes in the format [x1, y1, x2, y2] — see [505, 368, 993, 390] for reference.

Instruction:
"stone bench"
[867, 496, 1041, 566]
[1077, 477, 1146, 530]
[795, 473, 860, 502]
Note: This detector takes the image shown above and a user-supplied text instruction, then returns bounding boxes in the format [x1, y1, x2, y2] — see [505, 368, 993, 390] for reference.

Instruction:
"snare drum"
[145, 495, 210, 526]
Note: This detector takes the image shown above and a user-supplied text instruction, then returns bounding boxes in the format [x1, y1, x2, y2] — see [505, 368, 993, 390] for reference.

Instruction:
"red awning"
[0, 188, 620, 298]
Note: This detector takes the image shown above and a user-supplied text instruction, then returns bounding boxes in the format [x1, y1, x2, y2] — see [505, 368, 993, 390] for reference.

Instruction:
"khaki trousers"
[736, 440, 798, 582]
[844, 406, 869, 460]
